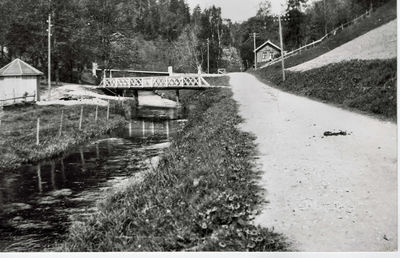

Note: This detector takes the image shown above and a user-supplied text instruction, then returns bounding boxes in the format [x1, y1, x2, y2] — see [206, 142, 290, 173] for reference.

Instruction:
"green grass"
[59, 88, 289, 252]
[255, 59, 397, 120]
[0, 102, 126, 170]
[262, 0, 396, 73]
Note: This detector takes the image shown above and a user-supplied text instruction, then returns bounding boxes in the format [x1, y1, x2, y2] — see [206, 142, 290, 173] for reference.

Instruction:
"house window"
[262, 51, 271, 61]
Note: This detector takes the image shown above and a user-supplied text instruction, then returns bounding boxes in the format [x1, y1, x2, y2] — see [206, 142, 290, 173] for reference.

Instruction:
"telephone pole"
[207, 38, 210, 74]
[253, 32, 257, 69]
[324, 0, 327, 35]
[278, 15, 286, 81]
[47, 13, 52, 100]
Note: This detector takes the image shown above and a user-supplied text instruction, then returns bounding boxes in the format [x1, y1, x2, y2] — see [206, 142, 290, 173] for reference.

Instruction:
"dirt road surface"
[288, 19, 397, 72]
[229, 73, 397, 251]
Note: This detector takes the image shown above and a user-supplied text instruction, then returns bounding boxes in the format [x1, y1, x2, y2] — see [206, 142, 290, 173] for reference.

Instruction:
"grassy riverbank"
[60, 88, 289, 251]
[254, 59, 397, 120]
[0, 103, 126, 170]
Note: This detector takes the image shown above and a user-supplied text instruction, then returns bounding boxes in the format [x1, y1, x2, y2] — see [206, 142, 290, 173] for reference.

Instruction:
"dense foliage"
[255, 59, 397, 120]
[0, 0, 394, 75]
[0, 0, 241, 82]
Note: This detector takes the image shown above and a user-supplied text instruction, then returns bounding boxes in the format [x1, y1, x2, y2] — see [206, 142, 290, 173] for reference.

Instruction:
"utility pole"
[253, 32, 257, 69]
[207, 38, 210, 74]
[324, 0, 327, 35]
[278, 15, 285, 81]
[47, 13, 52, 100]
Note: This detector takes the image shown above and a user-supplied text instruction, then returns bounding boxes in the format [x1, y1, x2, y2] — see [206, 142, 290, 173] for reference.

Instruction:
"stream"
[0, 105, 186, 251]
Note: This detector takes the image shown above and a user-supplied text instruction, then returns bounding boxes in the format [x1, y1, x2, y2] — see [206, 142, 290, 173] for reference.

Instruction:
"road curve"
[229, 73, 397, 251]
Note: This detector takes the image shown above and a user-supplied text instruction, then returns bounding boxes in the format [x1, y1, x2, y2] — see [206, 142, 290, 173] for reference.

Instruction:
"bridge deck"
[96, 76, 223, 89]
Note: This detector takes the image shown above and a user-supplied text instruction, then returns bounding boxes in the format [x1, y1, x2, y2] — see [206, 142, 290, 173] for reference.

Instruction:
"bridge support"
[176, 90, 180, 104]
[133, 90, 139, 106]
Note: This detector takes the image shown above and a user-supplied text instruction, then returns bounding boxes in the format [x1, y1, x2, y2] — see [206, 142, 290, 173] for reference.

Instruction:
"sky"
[185, 0, 287, 22]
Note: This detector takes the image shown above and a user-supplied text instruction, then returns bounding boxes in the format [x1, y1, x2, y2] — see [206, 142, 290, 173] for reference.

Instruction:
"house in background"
[254, 40, 282, 67]
[0, 58, 43, 105]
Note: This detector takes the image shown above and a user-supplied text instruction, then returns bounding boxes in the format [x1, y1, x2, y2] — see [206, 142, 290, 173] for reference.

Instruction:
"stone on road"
[229, 73, 397, 251]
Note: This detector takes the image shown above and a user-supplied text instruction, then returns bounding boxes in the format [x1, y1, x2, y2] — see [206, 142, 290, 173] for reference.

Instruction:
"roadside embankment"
[0, 102, 126, 170]
[60, 87, 289, 251]
[254, 59, 397, 120]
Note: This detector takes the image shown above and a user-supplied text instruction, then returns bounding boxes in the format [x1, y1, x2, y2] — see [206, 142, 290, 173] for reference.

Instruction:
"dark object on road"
[323, 130, 348, 137]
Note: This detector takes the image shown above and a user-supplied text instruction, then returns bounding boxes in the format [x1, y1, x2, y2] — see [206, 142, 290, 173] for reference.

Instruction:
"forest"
[0, 0, 392, 83]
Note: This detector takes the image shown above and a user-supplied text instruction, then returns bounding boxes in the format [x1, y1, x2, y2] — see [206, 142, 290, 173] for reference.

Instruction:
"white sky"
[185, 0, 287, 22]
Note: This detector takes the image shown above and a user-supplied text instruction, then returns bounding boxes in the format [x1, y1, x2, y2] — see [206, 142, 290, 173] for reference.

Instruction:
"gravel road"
[288, 19, 397, 72]
[230, 73, 397, 251]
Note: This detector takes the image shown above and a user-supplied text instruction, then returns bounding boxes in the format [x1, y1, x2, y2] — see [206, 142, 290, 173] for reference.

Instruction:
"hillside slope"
[288, 19, 397, 72]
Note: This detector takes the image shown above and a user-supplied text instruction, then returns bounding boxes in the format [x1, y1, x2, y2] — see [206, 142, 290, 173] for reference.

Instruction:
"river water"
[0, 105, 186, 251]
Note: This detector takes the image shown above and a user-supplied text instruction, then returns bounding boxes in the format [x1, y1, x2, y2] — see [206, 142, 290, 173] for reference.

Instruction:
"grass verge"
[60, 88, 289, 251]
[0, 102, 126, 170]
[254, 59, 397, 120]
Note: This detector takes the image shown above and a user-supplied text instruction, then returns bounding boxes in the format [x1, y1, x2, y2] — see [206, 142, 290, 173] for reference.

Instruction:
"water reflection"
[0, 104, 187, 251]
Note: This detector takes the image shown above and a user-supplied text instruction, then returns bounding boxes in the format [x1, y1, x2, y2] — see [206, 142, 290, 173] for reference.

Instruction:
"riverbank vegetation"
[254, 59, 397, 120]
[0, 103, 126, 170]
[60, 88, 289, 251]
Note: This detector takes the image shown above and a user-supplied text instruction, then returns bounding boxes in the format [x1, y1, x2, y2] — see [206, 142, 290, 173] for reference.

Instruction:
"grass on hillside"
[60, 88, 290, 252]
[255, 59, 397, 120]
[263, 0, 396, 73]
[0, 102, 126, 170]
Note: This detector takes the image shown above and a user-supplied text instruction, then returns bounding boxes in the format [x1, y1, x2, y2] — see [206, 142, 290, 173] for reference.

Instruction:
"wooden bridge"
[95, 75, 225, 105]
[97, 75, 214, 90]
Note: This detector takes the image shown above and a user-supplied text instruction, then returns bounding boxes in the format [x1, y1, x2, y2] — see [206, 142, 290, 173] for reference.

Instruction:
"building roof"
[254, 40, 281, 53]
[0, 58, 43, 77]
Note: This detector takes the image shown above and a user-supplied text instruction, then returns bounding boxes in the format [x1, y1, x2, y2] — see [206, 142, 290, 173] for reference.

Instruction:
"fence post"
[107, 100, 110, 121]
[95, 104, 98, 122]
[0, 103, 3, 128]
[59, 109, 64, 137]
[79, 106, 83, 130]
[36, 117, 40, 145]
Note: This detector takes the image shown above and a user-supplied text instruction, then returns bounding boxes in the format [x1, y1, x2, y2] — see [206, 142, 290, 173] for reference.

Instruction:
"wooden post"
[278, 15, 286, 82]
[133, 90, 139, 106]
[36, 117, 40, 145]
[176, 90, 180, 104]
[37, 164, 42, 193]
[95, 104, 98, 122]
[59, 109, 64, 137]
[107, 100, 110, 120]
[79, 106, 83, 130]
[253, 32, 257, 69]
[47, 13, 52, 101]
[142, 120, 145, 138]
[165, 120, 169, 139]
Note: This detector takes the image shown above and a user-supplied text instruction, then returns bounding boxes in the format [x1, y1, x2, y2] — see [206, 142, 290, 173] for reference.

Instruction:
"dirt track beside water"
[230, 73, 397, 251]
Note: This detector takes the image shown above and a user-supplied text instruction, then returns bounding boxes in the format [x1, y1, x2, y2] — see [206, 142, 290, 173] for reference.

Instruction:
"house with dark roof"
[0, 58, 43, 105]
[254, 40, 282, 66]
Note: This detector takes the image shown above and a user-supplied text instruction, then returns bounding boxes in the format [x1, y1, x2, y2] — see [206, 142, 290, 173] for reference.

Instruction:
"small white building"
[0, 58, 43, 105]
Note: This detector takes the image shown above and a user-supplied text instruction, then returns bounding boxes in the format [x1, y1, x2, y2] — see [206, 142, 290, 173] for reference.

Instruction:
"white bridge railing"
[99, 76, 210, 88]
